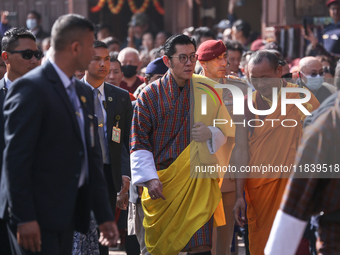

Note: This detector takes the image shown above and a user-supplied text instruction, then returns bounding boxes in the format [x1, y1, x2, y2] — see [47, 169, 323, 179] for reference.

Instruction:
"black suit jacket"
[104, 82, 132, 192]
[0, 61, 114, 233]
[0, 78, 7, 185]
[81, 78, 132, 194]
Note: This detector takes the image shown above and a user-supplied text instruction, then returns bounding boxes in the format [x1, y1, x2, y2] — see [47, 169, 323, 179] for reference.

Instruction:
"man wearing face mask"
[26, 10, 49, 49]
[117, 47, 143, 94]
[299, 56, 336, 103]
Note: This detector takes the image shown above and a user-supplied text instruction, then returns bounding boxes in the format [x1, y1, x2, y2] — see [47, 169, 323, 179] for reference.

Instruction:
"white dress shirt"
[4, 73, 12, 90]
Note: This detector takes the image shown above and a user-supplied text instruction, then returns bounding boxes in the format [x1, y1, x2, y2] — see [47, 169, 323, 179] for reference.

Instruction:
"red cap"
[326, 0, 339, 7]
[197, 40, 227, 61]
[250, 39, 266, 51]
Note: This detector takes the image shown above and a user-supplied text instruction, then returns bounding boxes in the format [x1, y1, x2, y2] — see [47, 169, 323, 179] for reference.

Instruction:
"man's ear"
[70, 41, 80, 57]
[144, 77, 150, 85]
[199, 60, 206, 69]
[276, 65, 283, 77]
[2, 52, 9, 64]
[162, 55, 172, 68]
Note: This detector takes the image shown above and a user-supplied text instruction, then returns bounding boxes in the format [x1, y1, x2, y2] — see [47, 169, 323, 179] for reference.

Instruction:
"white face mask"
[301, 72, 324, 91]
[26, 19, 38, 30]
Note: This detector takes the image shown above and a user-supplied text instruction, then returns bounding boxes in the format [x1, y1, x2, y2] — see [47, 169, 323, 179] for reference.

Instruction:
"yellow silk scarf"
[142, 74, 235, 255]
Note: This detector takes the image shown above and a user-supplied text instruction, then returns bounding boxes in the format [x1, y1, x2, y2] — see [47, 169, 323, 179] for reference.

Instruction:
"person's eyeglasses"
[308, 71, 324, 77]
[281, 73, 292, 79]
[7, 49, 43, 60]
[300, 70, 325, 77]
[171, 54, 198, 63]
[323, 65, 334, 75]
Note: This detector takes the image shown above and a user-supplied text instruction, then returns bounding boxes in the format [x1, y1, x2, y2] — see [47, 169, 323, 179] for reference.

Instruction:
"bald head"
[299, 57, 323, 74]
[117, 47, 140, 66]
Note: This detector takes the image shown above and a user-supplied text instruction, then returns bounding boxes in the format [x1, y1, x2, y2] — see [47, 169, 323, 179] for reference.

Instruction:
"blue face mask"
[301, 72, 324, 91]
[26, 19, 38, 30]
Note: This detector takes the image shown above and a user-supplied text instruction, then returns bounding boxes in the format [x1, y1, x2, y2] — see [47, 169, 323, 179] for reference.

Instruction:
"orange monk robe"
[244, 83, 320, 255]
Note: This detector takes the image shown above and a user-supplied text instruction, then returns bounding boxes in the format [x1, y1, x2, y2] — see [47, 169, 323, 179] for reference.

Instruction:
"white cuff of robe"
[206, 126, 227, 154]
[131, 150, 158, 187]
[264, 209, 307, 255]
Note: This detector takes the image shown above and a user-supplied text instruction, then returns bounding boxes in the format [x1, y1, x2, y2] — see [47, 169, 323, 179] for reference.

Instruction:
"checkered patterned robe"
[130, 70, 190, 170]
[281, 91, 340, 255]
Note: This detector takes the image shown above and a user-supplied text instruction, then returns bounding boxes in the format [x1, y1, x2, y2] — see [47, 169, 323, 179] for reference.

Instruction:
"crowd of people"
[0, 0, 340, 255]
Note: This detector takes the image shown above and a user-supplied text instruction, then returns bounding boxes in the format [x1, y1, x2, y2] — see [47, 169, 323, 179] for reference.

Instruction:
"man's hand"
[120, 176, 130, 195]
[192, 122, 212, 142]
[98, 221, 119, 247]
[0, 11, 9, 24]
[228, 0, 238, 14]
[146, 179, 165, 200]
[117, 192, 129, 210]
[17, 221, 41, 253]
[117, 176, 130, 210]
[302, 27, 318, 48]
[233, 197, 247, 227]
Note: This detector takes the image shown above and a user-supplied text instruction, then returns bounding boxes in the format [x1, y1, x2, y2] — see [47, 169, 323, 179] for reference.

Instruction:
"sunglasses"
[301, 71, 324, 77]
[7, 49, 43, 60]
[281, 73, 292, 79]
[323, 65, 334, 74]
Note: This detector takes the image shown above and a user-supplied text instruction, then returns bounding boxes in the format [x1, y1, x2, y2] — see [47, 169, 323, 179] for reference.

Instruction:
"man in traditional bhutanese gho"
[130, 34, 235, 255]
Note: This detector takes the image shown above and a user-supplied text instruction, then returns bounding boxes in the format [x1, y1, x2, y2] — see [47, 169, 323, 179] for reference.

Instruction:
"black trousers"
[0, 218, 12, 255]
[103, 164, 117, 217]
[25, 225, 75, 255]
[7, 184, 89, 255]
[8, 220, 75, 255]
[99, 164, 117, 255]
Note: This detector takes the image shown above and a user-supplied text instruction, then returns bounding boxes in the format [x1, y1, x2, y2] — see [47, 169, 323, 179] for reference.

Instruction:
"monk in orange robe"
[233, 50, 320, 255]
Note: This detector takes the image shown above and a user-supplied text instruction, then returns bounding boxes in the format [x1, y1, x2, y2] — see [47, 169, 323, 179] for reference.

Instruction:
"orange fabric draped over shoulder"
[245, 83, 320, 255]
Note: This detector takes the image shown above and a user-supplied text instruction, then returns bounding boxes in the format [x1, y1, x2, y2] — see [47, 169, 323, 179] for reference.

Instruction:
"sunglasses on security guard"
[7, 49, 43, 60]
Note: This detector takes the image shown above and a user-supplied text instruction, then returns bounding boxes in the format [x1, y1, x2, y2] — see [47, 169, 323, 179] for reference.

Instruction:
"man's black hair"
[109, 53, 122, 70]
[145, 73, 152, 80]
[192, 27, 215, 44]
[224, 40, 244, 55]
[27, 10, 42, 21]
[232, 19, 251, 39]
[93, 40, 108, 49]
[105, 38, 120, 48]
[2, 27, 36, 51]
[96, 24, 113, 36]
[157, 31, 172, 39]
[163, 34, 196, 58]
[240, 50, 254, 68]
[51, 14, 94, 51]
[248, 50, 279, 71]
